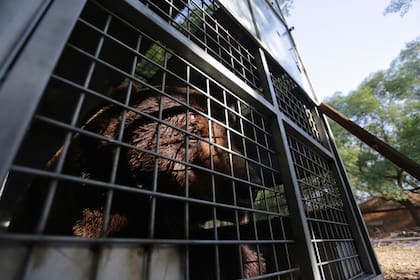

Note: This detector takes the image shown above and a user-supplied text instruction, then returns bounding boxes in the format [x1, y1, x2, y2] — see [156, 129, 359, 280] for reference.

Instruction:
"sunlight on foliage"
[326, 38, 419, 201]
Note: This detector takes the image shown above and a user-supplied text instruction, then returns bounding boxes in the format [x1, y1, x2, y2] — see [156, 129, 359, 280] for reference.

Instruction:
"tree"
[326, 38, 419, 210]
[279, 0, 416, 17]
[274, 0, 294, 16]
[384, 0, 418, 16]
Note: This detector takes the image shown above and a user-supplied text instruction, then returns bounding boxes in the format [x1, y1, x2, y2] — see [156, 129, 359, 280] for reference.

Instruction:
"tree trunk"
[401, 199, 420, 227]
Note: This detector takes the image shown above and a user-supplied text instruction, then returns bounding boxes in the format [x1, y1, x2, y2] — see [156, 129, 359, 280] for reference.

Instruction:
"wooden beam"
[319, 102, 420, 181]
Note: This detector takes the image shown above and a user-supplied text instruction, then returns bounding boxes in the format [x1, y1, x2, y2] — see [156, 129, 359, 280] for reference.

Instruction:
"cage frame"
[0, 0, 382, 279]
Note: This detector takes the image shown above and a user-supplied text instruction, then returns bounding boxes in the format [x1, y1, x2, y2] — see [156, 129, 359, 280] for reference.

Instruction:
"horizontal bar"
[245, 267, 300, 280]
[307, 217, 349, 227]
[10, 165, 288, 217]
[283, 118, 333, 158]
[312, 238, 354, 243]
[34, 112, 280, 193]
[301, 198, 345, 213]
[317, 254, 360, 267]
[61, 41, 273, 145]
[42, 109, 274, 183]
[0, 233, 295, 245]
[348, 272, 367, 280]
[51, 72, 275, 157]
[103, 0, 276, 114]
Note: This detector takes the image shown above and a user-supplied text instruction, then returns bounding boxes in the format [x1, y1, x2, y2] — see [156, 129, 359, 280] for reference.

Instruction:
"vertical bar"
[260, 117, 281, 277]
[0, 0, 86, 225]
[206, 78, 220, 280]
[201, 0, 208, 53]
[168, 0, 174, 19]
[246, 0, 261, 40]
[222, 89, 244, 277]
[236, 101, 264, 276]
[226, 35, 234, 70]
[81, 14, 113, 280]
[21, 3, 108, 280]
[322, 115, 381, 276]
[101, 32, 143, 236]
[279, 216, 293, 278]
[35, 13, 112, 236]
[0, 1, 384, 279]
[215, 22, 222, 62]
[257, 48, 320, 279]
[238, 47, 246, 85]
[247, 51, 256, 90]
[184, 65, 191, 280]
[248, 110, 264, 275]
[148, 50, 169, 239]
[186, 0, 191, 40]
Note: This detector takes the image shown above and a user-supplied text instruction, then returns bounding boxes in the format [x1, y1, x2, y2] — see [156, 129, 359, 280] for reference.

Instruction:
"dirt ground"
[374, 242, 420, 280]
[371, 228, 420, 280]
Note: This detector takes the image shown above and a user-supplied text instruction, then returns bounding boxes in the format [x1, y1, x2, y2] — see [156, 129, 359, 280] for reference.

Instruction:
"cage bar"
[0, 0, 382, 279]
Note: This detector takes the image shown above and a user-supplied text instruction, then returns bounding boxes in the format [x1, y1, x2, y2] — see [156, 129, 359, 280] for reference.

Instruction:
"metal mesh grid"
[287, 134, 364, 280]
[0, 1, 297, 279]
[140, 0, 263, 92]
[270, 64, 324, 146]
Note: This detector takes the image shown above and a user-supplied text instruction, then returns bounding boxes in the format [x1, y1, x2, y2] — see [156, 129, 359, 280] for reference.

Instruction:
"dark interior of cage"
[0, 1, 297, 278]
[140, 0, 262, 91]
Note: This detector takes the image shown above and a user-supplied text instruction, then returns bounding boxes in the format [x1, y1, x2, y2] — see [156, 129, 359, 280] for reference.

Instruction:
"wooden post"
[319, 102, 420, 181]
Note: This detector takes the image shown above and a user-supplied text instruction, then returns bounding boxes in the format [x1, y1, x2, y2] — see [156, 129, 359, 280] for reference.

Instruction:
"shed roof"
[359, 192, 420, 213]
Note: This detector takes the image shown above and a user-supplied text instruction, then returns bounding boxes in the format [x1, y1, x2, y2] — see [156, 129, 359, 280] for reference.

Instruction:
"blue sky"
[285, 0, 420, 100]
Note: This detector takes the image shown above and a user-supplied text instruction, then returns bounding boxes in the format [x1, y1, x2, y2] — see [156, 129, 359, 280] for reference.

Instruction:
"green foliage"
[274, 0, 416, 17]
[326, 38, 420, 201]
[384, 0, 417, 16]
[172, 2, 217, 35]
[277, 0, 294, 16]
[254, 185, 288, 220]
[134, 3, 219, 83]
[136, 44, 170, 82]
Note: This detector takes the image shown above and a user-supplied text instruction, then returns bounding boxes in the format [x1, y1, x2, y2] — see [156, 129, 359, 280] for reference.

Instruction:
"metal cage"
[0, 0, 382, 279]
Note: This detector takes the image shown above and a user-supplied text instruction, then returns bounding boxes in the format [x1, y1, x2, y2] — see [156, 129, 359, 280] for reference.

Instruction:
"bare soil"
[371, 228, 420, 280]
[374, 242, 420, 280]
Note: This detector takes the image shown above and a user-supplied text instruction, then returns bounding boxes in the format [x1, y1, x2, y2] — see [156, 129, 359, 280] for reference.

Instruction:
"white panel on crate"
[4, 244, 185, 280]
[27, 246, 94, 280]
[97, 245, 146, 280]
[251, 0, 302, 83]
[97, 245, 184, 280]
[0, 244, 27, 280]
[250, 0, 314, 95]
[149, 246, 184, 280]
[218, 0, 257, 37]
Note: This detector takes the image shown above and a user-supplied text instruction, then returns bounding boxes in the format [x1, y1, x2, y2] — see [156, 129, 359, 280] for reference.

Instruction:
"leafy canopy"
[326, 38, 420, 201]
[279, 0, 417, 17]
[384, 0, 418, 16]
[274, 0, 294, 16]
